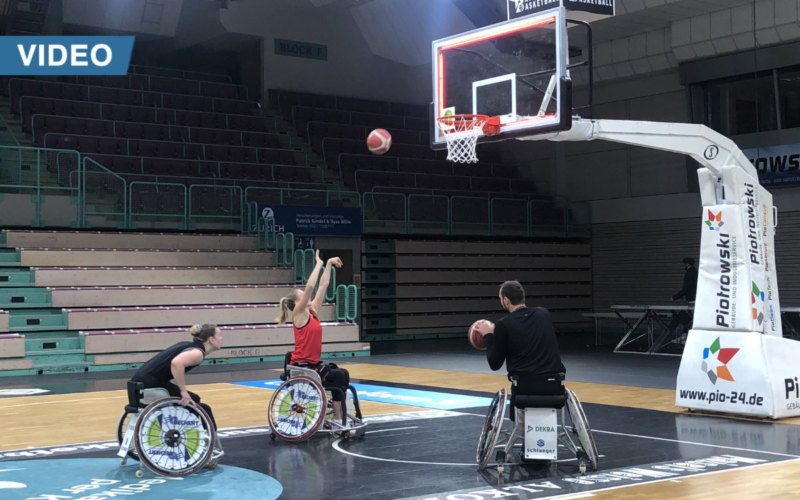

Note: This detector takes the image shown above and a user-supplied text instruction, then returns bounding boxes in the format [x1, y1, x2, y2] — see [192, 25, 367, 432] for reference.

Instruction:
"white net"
[437, 116, 487, 164]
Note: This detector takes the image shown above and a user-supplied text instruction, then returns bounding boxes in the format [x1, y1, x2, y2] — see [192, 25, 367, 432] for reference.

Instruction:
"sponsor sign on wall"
[524, 408, 558, 460]
[252, 204, 361, 236]
[507, 0, 614, 20]
[744, 144, 800, 187]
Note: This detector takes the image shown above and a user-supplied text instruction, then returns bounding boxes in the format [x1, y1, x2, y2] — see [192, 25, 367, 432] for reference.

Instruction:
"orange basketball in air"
[367, 129, 392, 155]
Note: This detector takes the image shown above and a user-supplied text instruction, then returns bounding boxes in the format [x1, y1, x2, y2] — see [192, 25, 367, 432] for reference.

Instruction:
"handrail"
[337, 152, 521, 179]
[275, 232, 295, 266]
[128, 181, 187, 228]
[244, 186, 360, 209]
[188, 184, 243, 231]
[83, 156, 128, 227]
[355, 169, 522, 194]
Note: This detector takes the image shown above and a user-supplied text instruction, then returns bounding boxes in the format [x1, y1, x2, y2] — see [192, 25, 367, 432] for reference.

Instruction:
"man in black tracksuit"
[473, 280, 565, 398]
[668, 257, 698, 336]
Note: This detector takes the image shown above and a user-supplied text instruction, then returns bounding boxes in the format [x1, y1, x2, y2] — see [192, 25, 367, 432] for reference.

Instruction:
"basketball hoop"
[436, 114, 500, 163]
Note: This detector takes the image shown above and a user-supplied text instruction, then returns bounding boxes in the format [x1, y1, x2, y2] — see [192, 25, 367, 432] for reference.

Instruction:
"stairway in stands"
[0, 230, 364, 375]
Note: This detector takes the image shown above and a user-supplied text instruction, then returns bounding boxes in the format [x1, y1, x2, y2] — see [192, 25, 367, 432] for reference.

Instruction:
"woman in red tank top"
[276, 249, 346, 420]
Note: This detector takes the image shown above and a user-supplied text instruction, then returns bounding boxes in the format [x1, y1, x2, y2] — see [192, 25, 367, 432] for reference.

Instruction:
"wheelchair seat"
[510, 373, 567, 410]
[125, 381, 170, 414]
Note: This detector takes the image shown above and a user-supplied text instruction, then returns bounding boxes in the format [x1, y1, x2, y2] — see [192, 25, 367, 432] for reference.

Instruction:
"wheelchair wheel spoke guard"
[477, 388, 507, 471]
[564, 388, 599, 470]
[133, 397, 216, 478]
[268, 375, 327, 442]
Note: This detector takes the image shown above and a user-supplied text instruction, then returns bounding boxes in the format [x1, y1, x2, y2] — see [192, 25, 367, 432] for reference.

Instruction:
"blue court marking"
[233, 379, 494, 410]
[0, 458, 282, 499]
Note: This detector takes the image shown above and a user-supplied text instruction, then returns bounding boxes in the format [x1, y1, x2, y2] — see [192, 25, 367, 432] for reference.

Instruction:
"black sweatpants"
[131, 374, 217, 429]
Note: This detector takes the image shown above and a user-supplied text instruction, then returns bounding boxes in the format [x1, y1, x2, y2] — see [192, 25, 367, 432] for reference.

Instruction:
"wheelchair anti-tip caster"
[135, 470, 144, 478]
[579, 460, 587, 474]
[119, 458, 127, 466]
[269, 433, 276, 441]
[208, 460, 218, 470]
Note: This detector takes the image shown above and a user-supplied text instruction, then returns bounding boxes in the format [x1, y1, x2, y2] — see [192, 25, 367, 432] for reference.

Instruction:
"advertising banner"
[695, 167, 780, 336]
[694, 204, 765, 333]
[762, 334, 800, 419]
[252, 204, 361, 236]
[524, 408, 558, 460]
[675, 330, 772, 418]
[743, 143, 800, 187]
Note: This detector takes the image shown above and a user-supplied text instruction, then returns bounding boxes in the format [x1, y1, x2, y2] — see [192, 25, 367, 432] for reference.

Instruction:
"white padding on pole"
[676, 329, 800, 419]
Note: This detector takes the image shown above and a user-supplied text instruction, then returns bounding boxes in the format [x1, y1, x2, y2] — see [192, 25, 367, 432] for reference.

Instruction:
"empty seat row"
[272, 89, 427, 122]
[84, 154, 316, 184]
[9, 79, 253, 115]
[65, 75, 247, 100]
[44, 134, 298, 165]
[20, 97, 272, 133]
[322, 138, 443, 169]
[128, 65, 232, 84]
[305, 122, 428, 152]
[338, 154, 519, 180]
[354, 170, 534, 194]
[31, 115, 284, 149]
[292, 106, 428, 132]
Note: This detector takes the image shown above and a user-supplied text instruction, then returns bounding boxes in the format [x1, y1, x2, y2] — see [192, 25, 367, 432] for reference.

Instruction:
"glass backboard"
[431, 7, 571, 149]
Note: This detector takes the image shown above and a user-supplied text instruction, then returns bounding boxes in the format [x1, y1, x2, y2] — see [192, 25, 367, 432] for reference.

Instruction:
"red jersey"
[291, 309, 322, 365]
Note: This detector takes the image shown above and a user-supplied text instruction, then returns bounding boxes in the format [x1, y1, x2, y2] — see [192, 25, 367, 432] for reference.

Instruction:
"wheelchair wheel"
[133, 397, 216, 478]
[477, 388, 507, 471]
[267, 376, 327, 442]
[117, 411, 139, 462]
[565, 388, 599, 471]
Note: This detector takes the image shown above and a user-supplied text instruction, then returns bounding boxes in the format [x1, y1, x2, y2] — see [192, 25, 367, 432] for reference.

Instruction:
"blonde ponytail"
[276, 291, 299, 324]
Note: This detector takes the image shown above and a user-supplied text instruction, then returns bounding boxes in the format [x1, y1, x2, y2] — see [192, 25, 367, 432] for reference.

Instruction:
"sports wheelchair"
[477, 373, 599, 475]
[267, 352, 366, 442]
[117, 381, 224, 477]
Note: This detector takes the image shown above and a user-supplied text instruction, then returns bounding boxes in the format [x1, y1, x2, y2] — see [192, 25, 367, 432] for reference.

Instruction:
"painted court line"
[529, 458, 800, 500]
[458, 411, 800, 459]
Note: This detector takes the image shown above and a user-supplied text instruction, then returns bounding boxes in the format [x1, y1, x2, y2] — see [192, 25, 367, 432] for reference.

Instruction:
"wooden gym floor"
[1, 356, 799, 499]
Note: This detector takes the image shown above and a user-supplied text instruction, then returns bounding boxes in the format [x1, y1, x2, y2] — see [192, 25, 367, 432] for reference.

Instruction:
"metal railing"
[0, 144, 588, 237]
[362, 190, 591, 237]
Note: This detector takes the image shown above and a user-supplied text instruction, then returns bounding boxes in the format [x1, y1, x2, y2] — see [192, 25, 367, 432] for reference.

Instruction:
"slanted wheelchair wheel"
[565, 388, 599, 471]
[133, 397, 216, 478]
[267, 376, 327, 442]
[117, 411, 139, 462]
[477, 388, 507, 471]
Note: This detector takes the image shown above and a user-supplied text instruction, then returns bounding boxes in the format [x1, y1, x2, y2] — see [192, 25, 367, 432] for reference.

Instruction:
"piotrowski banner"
[0, 37, 134, 75]
[693, 204, 765, 333]
[695, 166, 780, 336]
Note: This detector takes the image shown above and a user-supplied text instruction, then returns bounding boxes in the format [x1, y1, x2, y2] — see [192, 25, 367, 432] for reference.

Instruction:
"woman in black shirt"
[129, 323, 223, 428]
